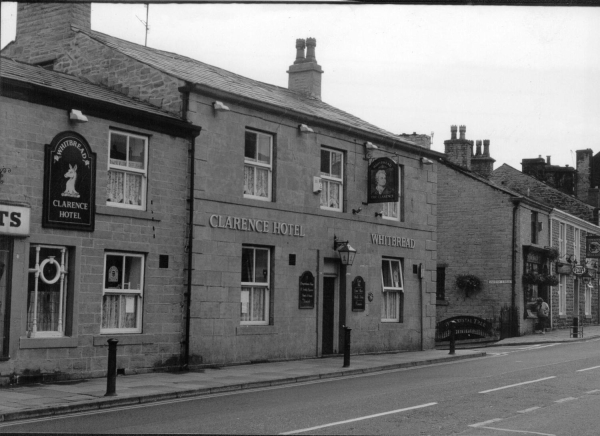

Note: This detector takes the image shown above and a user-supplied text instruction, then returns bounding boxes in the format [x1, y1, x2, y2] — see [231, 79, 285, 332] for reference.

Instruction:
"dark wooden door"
[322, 277, 335, 355]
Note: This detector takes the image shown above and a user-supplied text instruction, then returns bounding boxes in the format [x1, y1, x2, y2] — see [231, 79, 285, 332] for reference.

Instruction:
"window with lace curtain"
[320, 148, 343, 211]
[381, 258, 403, 322]
[101, 252, 144, 333]
[244, 130, 272, 201]
[382, 165, 403, 221]
[27, 244, 70, 338]
[107, 131, 148, 210]
[241, 246, 270, 325]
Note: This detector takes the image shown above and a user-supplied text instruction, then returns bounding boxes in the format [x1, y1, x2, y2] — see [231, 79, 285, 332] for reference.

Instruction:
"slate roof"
[491, 164, 596, 223]
[74, 26, 425, 149]
[1, 56, 184, 121]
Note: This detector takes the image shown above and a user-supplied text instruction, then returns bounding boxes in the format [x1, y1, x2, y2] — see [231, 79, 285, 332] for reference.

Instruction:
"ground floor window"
[241, 246, 270, 325]
[381, 258, 403, 322]
[101, 252, 144, 333]
[0, 236, 12, 356]
[558, 275, 566, 315]
[27, 244, 69, 337]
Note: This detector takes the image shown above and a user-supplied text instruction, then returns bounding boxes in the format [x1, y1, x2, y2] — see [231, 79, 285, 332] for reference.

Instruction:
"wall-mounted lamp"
[333, 235, 357, 266]
[364, 141, 378, 160]
[352, 207, 362, 215]
[298, 124, 314, 133]
[213, 101, 230, 112]
[69, 109, 88, 123]
[421, 157, 434, 165]
[374, 211, 383, 218]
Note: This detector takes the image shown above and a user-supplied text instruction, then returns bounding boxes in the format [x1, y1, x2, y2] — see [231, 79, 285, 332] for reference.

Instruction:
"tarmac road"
[1, 338, 599, 435]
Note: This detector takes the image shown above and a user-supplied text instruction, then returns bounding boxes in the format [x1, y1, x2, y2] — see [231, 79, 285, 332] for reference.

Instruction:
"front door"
[322, 277, 335, 355]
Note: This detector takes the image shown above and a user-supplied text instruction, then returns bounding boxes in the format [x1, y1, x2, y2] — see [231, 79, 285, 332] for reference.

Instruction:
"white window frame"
[241, 246, 270, 326]
[101, 252, 145, 334]
[320, 148, 344, 212]
[382, 165, 402, 221]
[107, 130, 148, 211]
[27, 244, 69, 338]
[558, 274, 566, 316]
[244, 129, 273, 201]
[558, 222, 566, 260]
[585, 282, 592, 316]
[573, 227, 580, 264]
[381, 258, 403, 322]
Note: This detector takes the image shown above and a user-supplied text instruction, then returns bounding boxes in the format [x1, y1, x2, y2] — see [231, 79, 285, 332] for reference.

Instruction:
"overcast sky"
[2, 3, 600, 171]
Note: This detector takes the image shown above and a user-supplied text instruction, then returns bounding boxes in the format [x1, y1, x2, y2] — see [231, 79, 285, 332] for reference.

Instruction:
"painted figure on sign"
[371, 169, 393, 197]
[62, 164, 80, 198]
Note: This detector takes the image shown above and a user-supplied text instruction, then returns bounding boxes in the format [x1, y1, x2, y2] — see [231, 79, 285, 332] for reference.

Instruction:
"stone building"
[0, 56, 200, 383]
[2, 3, 443, 372]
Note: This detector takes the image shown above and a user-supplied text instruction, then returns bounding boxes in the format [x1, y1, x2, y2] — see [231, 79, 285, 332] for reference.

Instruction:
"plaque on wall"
[299, 271, 315, 309]
[352, 276, 366, 311]
[42, 131, 96, 231]
[368, 157, 398, 204]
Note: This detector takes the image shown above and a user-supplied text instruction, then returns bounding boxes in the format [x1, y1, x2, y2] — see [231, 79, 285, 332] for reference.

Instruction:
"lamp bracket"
[333, 235, 349, 250]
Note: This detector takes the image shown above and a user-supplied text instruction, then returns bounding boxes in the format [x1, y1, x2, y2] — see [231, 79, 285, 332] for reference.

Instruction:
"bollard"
[572, 316, 579, 338]
[105, 338, 118, 397]
[449, 321, 456, 355]
[342, 325, 352, 368]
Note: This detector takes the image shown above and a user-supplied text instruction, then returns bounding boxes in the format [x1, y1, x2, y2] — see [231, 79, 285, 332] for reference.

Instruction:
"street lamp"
[333, 236, 357, 266]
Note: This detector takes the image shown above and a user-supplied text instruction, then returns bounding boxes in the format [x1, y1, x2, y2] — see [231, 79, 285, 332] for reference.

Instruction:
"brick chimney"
[4, 3, 91, 65]
[444, 125, 473, 170]
[287, 38, 323, 100]
[471, 139, 496, 178]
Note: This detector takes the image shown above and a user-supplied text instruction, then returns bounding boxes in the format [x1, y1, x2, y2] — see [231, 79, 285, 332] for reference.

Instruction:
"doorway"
[322, 276, 336, 355]
[0, 236, 12, 358]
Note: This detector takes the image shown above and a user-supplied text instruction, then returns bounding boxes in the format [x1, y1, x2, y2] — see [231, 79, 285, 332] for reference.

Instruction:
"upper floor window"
[531, 211, 538, 244]
[320, 148, 343, 211]
[558, 222, 566, 259]
[244, 130, 273, 201]
[107, 131, 148, 210]
[382, 165, 403, 221]
[381, 258, 404, 322]
[573, 227, 580, 264]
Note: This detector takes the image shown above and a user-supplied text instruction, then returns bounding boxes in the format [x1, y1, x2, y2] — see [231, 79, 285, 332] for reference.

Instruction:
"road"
[1, 339, 599, 435]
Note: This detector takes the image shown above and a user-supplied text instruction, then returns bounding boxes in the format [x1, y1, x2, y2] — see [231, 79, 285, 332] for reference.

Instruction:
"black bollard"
[449, 321, 456, 355]
[572, 316, 579, 338]
[342, 326, 352, 368]
[105, 338, 118, 397]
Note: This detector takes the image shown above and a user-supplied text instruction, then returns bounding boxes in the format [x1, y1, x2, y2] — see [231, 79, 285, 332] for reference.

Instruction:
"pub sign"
[586, 235, 600, 258]
[298, 271, 315, 309]
[368, 157, 398, 204]
[43, 131, 96, 231]
[351, 276, 366, 311]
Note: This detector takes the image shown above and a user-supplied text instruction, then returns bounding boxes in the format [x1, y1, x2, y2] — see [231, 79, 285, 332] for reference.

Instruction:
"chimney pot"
[294, 38, 306, 64]
[475, 140, 482, 156]
[306, 37, 317, 62]
[547, 155, 551, 165]
[450, 125, 457, 140]
[459, 125, 466, 140]
[483, 139, 490, 157]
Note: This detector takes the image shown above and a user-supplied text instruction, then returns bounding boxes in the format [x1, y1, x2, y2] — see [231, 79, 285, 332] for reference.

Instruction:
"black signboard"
[299, 271, 315, 309]
[43, 131, 96, 231]
[352, 276, 366, 311]
[586, 235, 600, 258]
[368, 157, 398, 204]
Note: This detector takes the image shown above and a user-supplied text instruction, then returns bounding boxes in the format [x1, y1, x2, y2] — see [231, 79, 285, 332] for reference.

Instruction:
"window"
[107, 131, 148, 210]
[558, 274, 566, 316]
[381, 258, 403, 322]
[244, 130, 273, 201]
[558, 222, 566, 260]
[27, 245, 70, 338]
[241, 246, 270, 325]
[320, 148, 343, 211]
[383, 165, 403, 221]
[531, 211, 538, 244]
[436, 267, 446, 301]
[585, 283, 592, 316]
[101, 252, 144, 333]
[573, 228, 580, 264]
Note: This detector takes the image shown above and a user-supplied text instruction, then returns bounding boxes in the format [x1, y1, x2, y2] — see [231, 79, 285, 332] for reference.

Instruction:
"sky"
[2, 3, 600, 171]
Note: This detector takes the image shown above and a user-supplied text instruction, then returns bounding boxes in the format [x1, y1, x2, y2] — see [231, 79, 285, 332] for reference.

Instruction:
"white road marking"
[469, 418, 503, 427]
[477, 426, 556, 435]
[576, 365, 600, 372]
[517, 406, 541, 413]
[554, 397, 576, 403]
[279, 402, 437, 435]
[479, 376, 556, 394]
[585, 389, 600, 394]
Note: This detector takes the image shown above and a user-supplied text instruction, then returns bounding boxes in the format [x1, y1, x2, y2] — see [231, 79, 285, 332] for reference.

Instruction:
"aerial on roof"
[0, 55, 185, 121]
[73, 25, 433, 152]
[491, 164, 596, 223]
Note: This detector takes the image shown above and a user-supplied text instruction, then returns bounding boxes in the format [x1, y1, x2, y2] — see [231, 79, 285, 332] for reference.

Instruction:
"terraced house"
[1, 3, 442, 378]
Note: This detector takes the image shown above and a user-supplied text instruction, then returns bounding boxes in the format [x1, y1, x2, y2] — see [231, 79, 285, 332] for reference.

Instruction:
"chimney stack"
[288, 37, 324, 100]
[459, 125, 466, 140]
[471, 138, 496, 178]
[483, 140, 490, 157]
[450, 125, 457, 140]
[546, 155, 551, 165]
[444, 125, 472, 170]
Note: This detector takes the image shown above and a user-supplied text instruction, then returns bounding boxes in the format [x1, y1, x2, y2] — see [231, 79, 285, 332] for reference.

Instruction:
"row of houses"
[0, 3, 597, 383]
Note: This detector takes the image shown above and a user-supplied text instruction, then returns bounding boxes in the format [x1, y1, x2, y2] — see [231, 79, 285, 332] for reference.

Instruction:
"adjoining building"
[0, 56, 200, 384]
[2, 3, 443, 375]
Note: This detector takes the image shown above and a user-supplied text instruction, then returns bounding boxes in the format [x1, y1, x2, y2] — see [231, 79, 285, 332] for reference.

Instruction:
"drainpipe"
[419, 263, 424, 351]
[511, 198, 521, 336]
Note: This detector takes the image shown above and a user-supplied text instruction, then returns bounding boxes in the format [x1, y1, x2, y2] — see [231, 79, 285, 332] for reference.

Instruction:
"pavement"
[0, 325, 597, 424]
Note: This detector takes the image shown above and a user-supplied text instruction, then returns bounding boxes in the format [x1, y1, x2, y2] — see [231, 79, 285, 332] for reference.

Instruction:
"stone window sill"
[20, 337, 78, 349]
[93, 335, 156, 346]
[96, 205, 161, 222]
[236, 325, 276, 335]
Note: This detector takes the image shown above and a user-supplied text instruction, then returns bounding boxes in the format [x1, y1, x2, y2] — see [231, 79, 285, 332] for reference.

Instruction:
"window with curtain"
[381, 258, 403, 322]
[244, 130, 273, 201]
[383, 165, 403, 221]
[107, 131, 148, 210]
[101, 252, 144, 333]
[27, 245, 69, 338]
[241, 246, 270, 325]
[320, 148, 343, 211]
